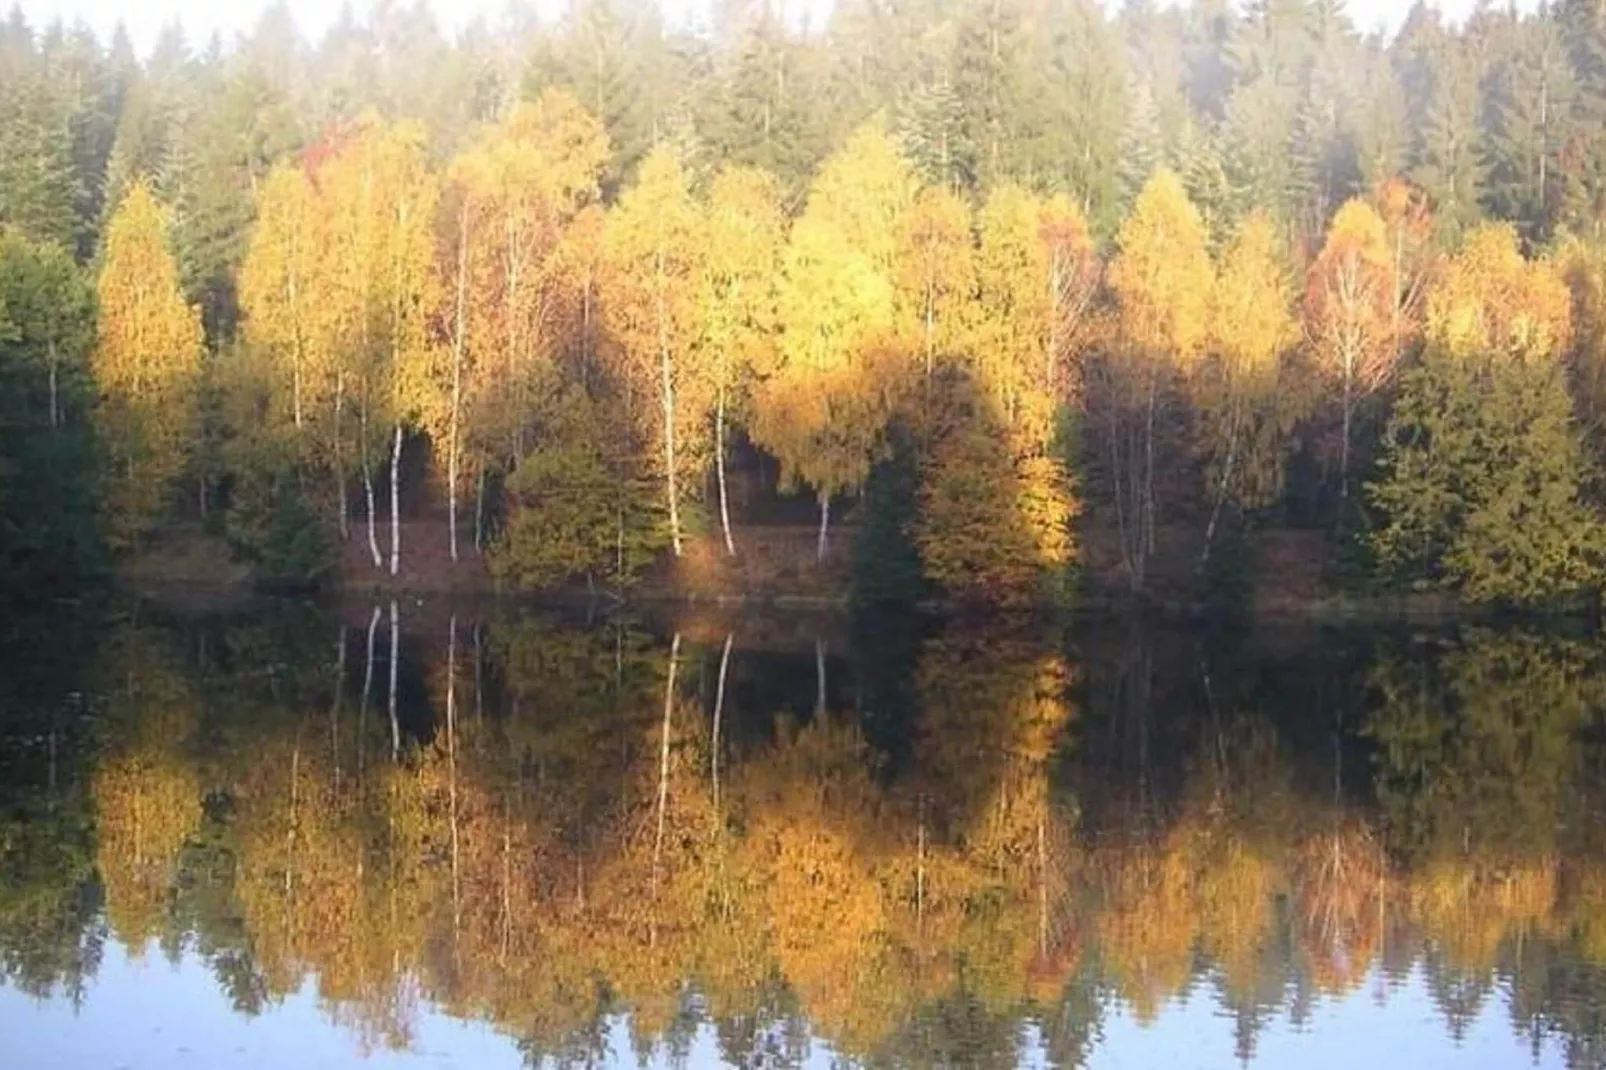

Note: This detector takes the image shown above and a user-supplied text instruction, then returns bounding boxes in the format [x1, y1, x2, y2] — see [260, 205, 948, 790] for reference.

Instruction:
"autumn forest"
[8, 0, 1606, 604]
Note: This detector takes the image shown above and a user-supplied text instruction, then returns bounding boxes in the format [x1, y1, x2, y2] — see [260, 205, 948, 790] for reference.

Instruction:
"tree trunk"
[717, 381, 736, 557]
[475, 468, 486, 554]
[47, 340, 59, 429]
[360, 605, 379, 777]
[815, 637, 827, 717]
[335, 374, 349, 542]
[712, 632, 732, 814]
[817, 491, 831, 564]
[331, 626, 347, 793]
[1340, 362, 1353, 503]
[360, 403, 381, 569]
[447, 614, 460, 942]
[1142, 363, 1158, 561]
[651, 632, 681, 944]
[389, 424, 403, 576]
[449, 203, 468, 563]
[388, 599, 400, 762]
[1200, 414, 1241, 570]
[657, 283, 682, 557]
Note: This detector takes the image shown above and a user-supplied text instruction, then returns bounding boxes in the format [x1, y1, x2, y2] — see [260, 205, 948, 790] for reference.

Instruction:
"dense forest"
[8, 0, 1606, 604]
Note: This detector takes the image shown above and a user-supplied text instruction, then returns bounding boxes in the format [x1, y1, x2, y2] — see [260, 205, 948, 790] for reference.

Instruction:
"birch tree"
[602, 146, 709, 558]
[439, 90, 609, 560]
[1195, 213, 1299, 564]
[1101, 169, 1212, 590]
[315, 116, 439, 575]
[1304, 198, 1397, 503]
[702, 165, 783, 557]
[752, 123, 915, 560]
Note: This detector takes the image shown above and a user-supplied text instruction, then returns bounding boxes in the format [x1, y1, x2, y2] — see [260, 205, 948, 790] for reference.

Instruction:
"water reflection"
[4, 604, 1606, 1067]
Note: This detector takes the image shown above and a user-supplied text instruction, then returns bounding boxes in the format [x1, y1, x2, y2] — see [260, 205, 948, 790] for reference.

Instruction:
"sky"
[10, 0, 1540, 58]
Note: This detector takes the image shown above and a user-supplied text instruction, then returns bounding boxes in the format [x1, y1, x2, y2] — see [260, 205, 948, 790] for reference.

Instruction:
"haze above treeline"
[5, 0, 1606, 607]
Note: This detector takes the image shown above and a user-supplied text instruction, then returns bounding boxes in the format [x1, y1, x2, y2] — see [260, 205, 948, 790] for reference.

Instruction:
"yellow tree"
[1305, 198, 1397, 502]
[1042, 194, 1102, 399]
[702, 166, 784, 557]
[1102, 169, 1212, 589]
[1196, 214, 1299, 562]
[602, 146, 709, 558]
[1427, 223, 1572, 363]
[895, 186, 975, 390]
[239, 163, 318, 433]
[439, 90, 610, 560]
[974, 186, 1098, 447]
[93, 179, 204, 549]
[239, 162, 352, 533]
[1375, 177, 1435, 364]
[753, 123, 916, 560]
[974, 185, 1049, 435]
[1562, 235, 1606, 444]
[315, 116, 440, 574]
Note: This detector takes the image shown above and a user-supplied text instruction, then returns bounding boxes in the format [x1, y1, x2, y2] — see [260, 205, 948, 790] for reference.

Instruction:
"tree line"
[9, 0, 1606, 603]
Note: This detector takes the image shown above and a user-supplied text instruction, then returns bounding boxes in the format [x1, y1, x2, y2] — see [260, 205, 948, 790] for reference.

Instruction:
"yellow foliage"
[1305, 197, 1398, 391]
[92, 179, 204, 547]
[1195, 213, 1303, 512]
[1109, 169, 1213, 364]
[1428, 223, 1572, 362]
[896, 186, 976, 374]
[239, 163, 323, 433]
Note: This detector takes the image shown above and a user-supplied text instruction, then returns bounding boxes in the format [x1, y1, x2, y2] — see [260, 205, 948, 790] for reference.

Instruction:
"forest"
[7, 0, 1606, 605]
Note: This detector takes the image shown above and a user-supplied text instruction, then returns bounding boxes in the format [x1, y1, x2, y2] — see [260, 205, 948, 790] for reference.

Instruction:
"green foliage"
[851, 425, 928, 606]
[0, 230, 103, 595]
[1368, 348, 1604, 603]
[222, 436, 331, 589]
[491, 444, 670, 591]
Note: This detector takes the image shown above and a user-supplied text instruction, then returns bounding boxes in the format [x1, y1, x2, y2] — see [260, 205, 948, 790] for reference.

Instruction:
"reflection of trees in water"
[13, 608, 1606, 1065]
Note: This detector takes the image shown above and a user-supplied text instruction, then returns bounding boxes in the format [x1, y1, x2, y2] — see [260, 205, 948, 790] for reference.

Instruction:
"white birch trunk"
[717, 381, 735, 557]
[651, 632, 681, 945]
[389, 423, 403, 576]
[388, 599, 400, 762]
[816, 492, 831, 564]
[360, 403, 381, 569]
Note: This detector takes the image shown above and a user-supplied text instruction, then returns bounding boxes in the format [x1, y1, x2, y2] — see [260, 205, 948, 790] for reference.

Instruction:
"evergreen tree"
[0, 230, 101, 592]
[0, 21, 80, 252]
[1369, 345, 1602, 603]
[1483, 16, 1575, 241]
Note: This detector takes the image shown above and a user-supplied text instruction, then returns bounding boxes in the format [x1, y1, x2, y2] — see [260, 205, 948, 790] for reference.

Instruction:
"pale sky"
[10, 0, 1541, 57]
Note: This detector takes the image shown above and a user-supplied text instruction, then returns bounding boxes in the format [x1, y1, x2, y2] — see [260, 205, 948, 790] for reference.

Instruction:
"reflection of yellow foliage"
[1095, 837, 1198, 1023]
[93, 631, 201, 954]
[1408, 860, 1556, 971]
[94, 750, 201, 953]
[1294, 824, 1384, 995]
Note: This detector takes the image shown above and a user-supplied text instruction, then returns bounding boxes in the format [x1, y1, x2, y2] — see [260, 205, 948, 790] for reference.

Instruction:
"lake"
[2, 598, 1604, 1069]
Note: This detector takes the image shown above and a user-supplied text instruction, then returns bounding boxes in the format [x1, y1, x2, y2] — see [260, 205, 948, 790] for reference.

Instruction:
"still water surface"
[2, 600, 1604, 1068]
